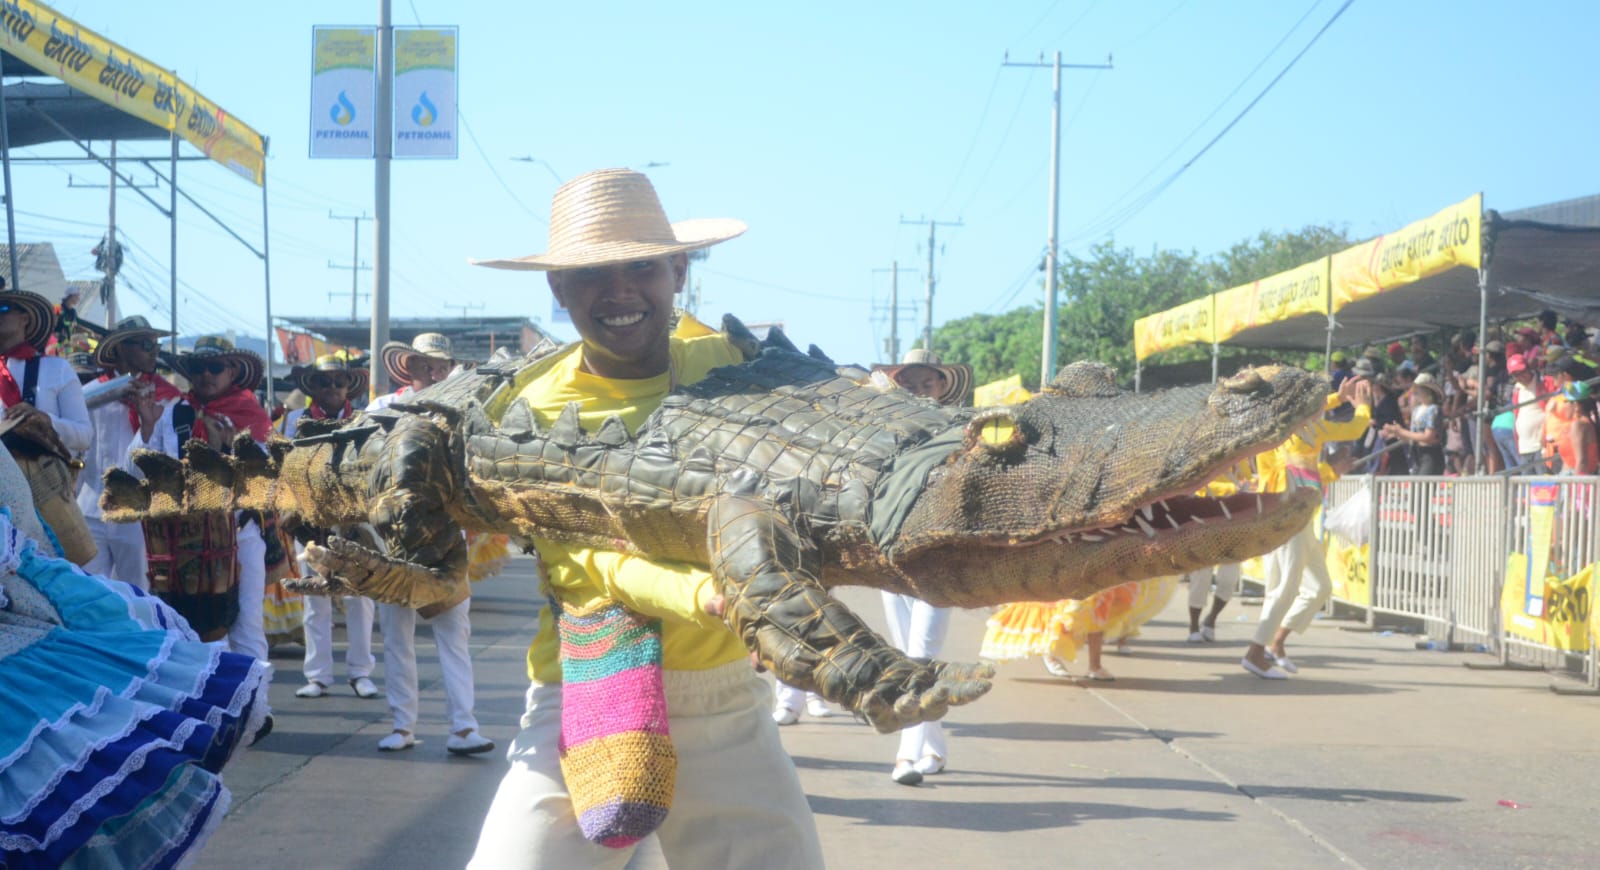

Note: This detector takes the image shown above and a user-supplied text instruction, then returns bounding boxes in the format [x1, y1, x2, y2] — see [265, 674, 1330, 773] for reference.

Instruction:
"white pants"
[1253, 524, 1331, 646]
[880, 591, 950, 764]
[773, 681, 822, 711]
[228, 518, 268, 663]
[468, 661, 824, 870]
[83, 515, 149, 590]
[377, 598, 478, 735]
[302, 594, 376, 685]
[1186, 562, 1241, 610]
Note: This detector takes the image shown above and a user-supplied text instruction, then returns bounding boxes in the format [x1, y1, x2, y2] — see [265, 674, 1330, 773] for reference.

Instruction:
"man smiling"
[467, 169, 824, 868]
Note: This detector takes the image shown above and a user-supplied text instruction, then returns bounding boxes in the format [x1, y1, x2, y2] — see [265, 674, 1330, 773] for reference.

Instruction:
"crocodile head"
[888, 362, 1328, 605]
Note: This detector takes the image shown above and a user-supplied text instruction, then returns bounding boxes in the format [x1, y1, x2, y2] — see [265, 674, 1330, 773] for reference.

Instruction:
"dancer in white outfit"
[281, 355, 379, 700]
[367, 334, 493, 755]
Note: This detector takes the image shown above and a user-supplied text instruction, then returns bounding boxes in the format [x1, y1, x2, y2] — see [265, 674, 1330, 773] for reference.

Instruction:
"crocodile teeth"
[1227, 471, 1245, 488]
[1080, 532, 1104, 542]
[1191, 515, 1207, 524]
[1166, 515, 1182, 530]
[1157, 499, 1171, 512]
[1256, 495, 1265, 513]
[1219, 502, 1232, 520]
[1134, 515, 1156, 537]
[1140, 504, 1154, 520]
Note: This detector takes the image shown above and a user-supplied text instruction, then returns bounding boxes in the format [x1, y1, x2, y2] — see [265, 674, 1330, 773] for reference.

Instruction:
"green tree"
[934, 225, 1353, 390]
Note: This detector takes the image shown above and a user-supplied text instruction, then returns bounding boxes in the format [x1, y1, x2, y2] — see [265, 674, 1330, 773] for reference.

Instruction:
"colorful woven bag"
[555, 597, 676, 847]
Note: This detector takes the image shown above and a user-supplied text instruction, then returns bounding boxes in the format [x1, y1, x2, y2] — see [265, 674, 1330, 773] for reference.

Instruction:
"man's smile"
[598, 312, 647, 328]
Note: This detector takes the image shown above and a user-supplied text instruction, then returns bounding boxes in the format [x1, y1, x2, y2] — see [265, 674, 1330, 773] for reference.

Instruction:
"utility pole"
[1002, 49, 1112, 385]
[67, 150, 157, 327]
[871, 262, 920, 364]
[898, 217, 961, 355]
[328, 211, 372, 320]
[443, 302, 484, 319]
[371, 0, 394, 396]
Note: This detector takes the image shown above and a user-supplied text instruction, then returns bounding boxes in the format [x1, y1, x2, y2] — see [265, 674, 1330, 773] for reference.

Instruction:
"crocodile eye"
[1221, 370, 1268, 395]
[963, 409, 1026, 454]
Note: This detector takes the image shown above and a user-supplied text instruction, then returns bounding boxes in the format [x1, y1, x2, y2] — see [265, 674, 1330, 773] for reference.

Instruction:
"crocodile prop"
[102, 318, 1327, 732]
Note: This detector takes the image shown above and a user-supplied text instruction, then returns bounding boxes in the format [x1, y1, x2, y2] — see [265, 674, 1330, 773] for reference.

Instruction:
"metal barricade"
[1323, 475, 1375, 625]
[1501, 475, 1600, 683]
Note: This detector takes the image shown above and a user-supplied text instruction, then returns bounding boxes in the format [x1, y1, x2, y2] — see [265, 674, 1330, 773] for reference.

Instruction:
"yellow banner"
[1331, 194, 1482, 310]
[1325, 538, 1371, 609]
[1214, 257, 1330, 343]
[974, 375, 1028, 407]
[0, 1, 266, 184]
[1503, 555, 1590, 651]
[1133, 295, 1213, 361]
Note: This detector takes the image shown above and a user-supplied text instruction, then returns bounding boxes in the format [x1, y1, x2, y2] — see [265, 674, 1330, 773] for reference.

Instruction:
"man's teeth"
[599, 312, 645, 327]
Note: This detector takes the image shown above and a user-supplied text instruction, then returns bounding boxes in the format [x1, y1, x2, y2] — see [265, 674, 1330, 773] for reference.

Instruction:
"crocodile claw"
[303, 535, 465, 610]
[856, 660, 994, 733]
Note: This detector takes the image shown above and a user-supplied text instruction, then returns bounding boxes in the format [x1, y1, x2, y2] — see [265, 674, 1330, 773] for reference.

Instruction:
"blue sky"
[9, 1, 1598, 367]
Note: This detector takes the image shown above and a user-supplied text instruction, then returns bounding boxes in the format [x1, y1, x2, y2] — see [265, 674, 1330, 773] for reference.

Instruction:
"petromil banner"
[393, 27, 457, 159]
[310, 26, 376, 159]
[0, 0, 266, 183]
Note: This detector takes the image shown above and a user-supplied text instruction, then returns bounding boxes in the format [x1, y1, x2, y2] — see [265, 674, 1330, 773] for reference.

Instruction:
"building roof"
[1504, 193, 1600, 227]
[0, 243, 67, 300]
[278, 316, 553, 362]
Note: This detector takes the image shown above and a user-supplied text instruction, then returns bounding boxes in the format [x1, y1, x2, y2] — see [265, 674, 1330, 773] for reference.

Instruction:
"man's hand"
[134, 393, 162, 442]
[3, 401, 38, 422]
[202, 414, 238, 450]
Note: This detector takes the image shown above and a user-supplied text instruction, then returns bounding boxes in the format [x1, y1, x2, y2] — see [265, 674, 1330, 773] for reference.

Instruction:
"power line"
[1063, 0, 1353, 245]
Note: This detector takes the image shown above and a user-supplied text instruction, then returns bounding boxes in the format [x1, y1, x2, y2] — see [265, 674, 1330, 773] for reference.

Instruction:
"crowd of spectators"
[1323, 308, 1599, 477]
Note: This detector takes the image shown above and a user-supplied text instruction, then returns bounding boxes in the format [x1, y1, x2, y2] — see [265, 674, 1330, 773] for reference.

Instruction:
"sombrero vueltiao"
[291, 353, 370, 395]
[469, 168, 747, 271]
[175, 335, 264, 392]
[93, 314, 174, 368]
[0, 289, 57, 351]
[872, 349, 973, 406]
[380, 332, 455, 385]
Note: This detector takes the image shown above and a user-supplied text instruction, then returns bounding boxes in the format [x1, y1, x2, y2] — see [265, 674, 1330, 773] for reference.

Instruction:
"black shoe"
[250, 714, 275, 746]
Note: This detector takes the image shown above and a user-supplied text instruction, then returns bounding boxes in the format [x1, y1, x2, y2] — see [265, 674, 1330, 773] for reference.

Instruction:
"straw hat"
[380, 332, 454, 385]
[93, 314, 173, 368]
[1410, 372, 1443, 402]
[470, 168, 747, 271]
[175, 336, 263, 392]
[291, 353, 369, 395]
[0, 289, 56, 351]
[871, 348, 973, 406]
[1352, 358, 1376, 378]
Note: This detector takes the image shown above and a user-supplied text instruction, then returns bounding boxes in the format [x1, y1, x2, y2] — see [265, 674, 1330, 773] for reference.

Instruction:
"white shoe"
[377, 730, 416, 751]
[1042, 654, 1072, 677]
[1187, 630, 1206, 643]
[1085, 667, 1116, 682]
[295, 681, 328, 699]
[891, 760, 923, 786]
[1200, 625, 1216, 642]
[1271, 653, 1299, 674]
[349, 676, 379, 698]
[912, 754, 945, 776]
[446, 730, 496, 755]
[805, 697, 833, 719]
[772, 706, 800, 726]
[1241, 657, 1289, 680]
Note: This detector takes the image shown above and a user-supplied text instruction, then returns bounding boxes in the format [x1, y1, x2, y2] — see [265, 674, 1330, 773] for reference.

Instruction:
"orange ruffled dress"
[980, 577, 1178, 663]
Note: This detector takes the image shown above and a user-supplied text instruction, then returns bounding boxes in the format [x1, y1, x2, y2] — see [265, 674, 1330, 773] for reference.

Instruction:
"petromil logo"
[330, 91, 356, 126]
[411, 91, 437, 127]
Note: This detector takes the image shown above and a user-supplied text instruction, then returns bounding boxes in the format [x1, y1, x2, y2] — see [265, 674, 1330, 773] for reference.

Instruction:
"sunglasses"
[123, 337, 158, 352]
[306, 374, 353, 390]
[191, 360, 233, 377]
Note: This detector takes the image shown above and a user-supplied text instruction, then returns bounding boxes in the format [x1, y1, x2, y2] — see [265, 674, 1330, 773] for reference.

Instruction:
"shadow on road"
[1241, 784, 1462, 804]
[805, 794, 1234, 831]
[942, 720, 1221, 742]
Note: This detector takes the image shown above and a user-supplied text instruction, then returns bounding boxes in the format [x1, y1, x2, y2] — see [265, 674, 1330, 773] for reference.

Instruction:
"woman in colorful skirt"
[980, 577, 1179, 681]
[1, 450, 270, 868]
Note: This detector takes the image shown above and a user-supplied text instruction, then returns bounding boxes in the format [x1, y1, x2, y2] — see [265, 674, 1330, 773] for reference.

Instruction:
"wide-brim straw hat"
[291, 353, 370, 395]
[871, 349, 974, 406]
[1411, 372, 1443, 402]
[175, 335, 264, 392]
[470, 168, 747, 271]
[93, 314, 174, 368]
[380, 332, 455, 385]
[0, 290, 56, 351]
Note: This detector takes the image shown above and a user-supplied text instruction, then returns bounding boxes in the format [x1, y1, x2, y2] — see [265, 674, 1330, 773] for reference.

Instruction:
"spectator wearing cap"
[1409, 335, 1436, 374]
[1387, 341, 1407, 370]
[78, 316, 179, 588]
[1329, 351, 1354, 392]
[1543, 357, 1598, 475]
[1539, 309, 1562, 347]
[281, 355, 380, 702]
[1482, 340, 1520, 473]
[1507, 354, 1548, 471]
[1365, 369, 1409, 475]
[1383, 373, 1447, 475]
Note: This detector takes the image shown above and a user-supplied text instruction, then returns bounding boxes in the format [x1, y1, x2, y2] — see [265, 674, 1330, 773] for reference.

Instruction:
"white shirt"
[6, 356, 92, 455]
[1514, 381, 1547, 454]
[281, 403, 353, 439]
[75, 384, 176, 518]
[364, 386, 413, 413]
[129, 400, 268, 464]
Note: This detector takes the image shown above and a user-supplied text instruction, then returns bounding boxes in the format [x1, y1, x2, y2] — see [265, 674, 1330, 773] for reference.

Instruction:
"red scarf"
[0, 342, 38, 407]
[188, 385, 273, 444]
[110, 371, 183, 432]
[307, 400, 352, 421]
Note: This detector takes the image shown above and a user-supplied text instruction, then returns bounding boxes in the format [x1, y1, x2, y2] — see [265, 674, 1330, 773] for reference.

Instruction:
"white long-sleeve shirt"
[76, 393, 175, 519]
[6, 356, 92, 454]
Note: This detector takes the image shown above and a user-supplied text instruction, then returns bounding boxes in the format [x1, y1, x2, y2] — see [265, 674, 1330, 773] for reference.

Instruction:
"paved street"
[200, 556, 1600, 869]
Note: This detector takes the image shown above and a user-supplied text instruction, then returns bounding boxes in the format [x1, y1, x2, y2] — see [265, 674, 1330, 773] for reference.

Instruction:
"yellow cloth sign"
[1331, 193, 1482, 310]
[1133, 295, 1214, 361]
[1325, 538, 1371, 609]
[973, 375, 1028, 407]
[1502, 555, 1590, 651]
[0, 1, 266, 184]
[1214, 257, 1330, 343]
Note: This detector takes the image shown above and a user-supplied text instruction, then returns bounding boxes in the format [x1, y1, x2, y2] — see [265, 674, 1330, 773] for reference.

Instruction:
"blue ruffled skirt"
[1, 516, 269, 869]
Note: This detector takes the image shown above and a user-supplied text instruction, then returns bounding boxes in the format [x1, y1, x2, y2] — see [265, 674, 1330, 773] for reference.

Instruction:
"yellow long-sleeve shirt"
[1255, 392, 1371, 494]
[501, 333, 749, 683]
